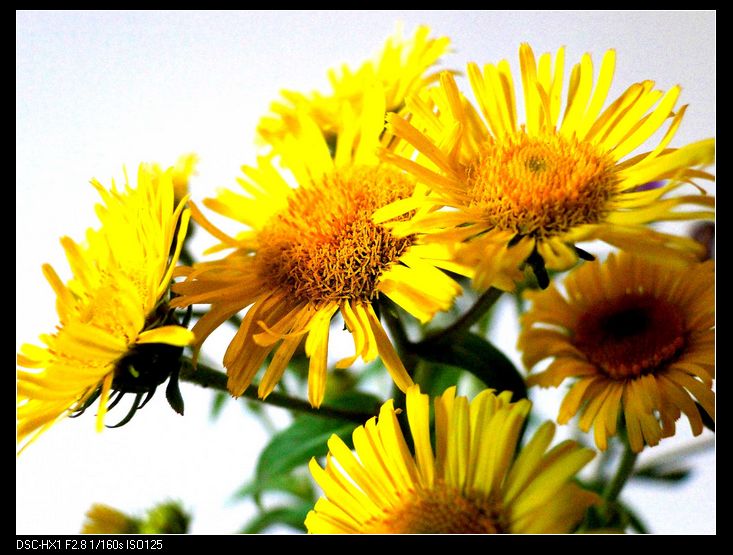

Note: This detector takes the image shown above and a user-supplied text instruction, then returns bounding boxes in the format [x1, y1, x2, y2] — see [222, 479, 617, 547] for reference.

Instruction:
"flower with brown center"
[172, 89, 467, 407]
[306, 386, 599, 533]
[377, 43, 715, 290]
[518, 252, 714, 452]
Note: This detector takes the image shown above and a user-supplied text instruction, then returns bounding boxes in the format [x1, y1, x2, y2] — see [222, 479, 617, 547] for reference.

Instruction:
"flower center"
[573, 294, 687, 380]
[257, 165, 415, 305]
[361, 482, 505, 534]
[466, 131, 616, 238]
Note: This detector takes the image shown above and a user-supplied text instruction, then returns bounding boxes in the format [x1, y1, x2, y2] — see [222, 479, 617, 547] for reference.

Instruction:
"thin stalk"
[603, 436, 639, 503]
[179, 359, 375, 424]
[418, 287, 503, 346]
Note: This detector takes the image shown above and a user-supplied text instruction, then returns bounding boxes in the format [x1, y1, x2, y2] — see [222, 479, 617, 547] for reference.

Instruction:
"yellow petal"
[406, 386, 434, 488]
[363, 304, 413, 393]
[136, 325, 194, 347]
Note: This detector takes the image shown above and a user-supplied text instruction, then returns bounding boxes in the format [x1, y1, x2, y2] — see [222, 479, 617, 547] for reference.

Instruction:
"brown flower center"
[361, 482, 505, 534]
[466, 131, 616, 238]
[257, 165, 415, 306]
[573, 294, 687, 380]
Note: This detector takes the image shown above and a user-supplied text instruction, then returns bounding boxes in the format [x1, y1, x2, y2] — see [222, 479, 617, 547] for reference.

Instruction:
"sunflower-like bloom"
[256, 25, 451, 149]
[306, 385, 599, 534]
[16, 163, 194, 453]
[378, 43, 715, 290]
[518, 252, 714, 452]
[172, 88, 467, 407]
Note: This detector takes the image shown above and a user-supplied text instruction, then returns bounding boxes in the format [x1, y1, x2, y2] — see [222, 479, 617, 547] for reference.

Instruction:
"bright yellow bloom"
[518, 252, 714, 452]
[378, 43, 715, 290]
[16, 163, 193, 453]
[306, 385, 599, 533]
[257, 25, 451, 149]
[169, 153, 198, 204]
[172, 89, 466, 407]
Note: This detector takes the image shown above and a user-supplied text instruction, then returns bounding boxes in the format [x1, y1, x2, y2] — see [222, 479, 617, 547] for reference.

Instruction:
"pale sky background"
[16, 10, 715, 535]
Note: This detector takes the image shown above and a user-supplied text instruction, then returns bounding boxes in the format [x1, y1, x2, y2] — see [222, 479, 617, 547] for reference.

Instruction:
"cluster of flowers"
[17, 26, 714, 534]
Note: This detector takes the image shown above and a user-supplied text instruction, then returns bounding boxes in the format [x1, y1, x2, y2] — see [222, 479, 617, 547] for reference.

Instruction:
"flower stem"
[179, 359, 376, 424]
[603, 436, 639, 503]
[419, 287, 504, 346]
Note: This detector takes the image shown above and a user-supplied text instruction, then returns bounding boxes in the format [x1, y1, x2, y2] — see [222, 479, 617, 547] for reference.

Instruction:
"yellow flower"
[170, 153, 198, 204]
[81, 501, 190, 534]
[518, 252, 714, 452]
[257, 25, 451, 149]
[305, 385, 599, 533]
[16, 163, 194, 453]
[81, 504, 138, 534]
[172, 88, 466, 407]
[378, 43, 715, 290]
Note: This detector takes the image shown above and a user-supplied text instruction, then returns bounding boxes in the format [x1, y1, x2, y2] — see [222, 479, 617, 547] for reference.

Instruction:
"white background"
[17, 10, 715, 534]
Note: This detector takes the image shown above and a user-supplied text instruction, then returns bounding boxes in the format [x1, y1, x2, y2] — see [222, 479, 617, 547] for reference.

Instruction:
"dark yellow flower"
[81, 504, 138, 534]
[519, 252, 714, 452]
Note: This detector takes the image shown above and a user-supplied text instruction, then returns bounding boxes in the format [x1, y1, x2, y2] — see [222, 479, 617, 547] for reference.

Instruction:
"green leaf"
[256, 418, 354, 484]
[234, 472, 315, 504]
[413, 360, 463, 398]
[165, 369, 185, 416]
[414, 332, 527, 401]
[612, 500, 650, 534]
[581, 500, 650, 533]
[353, 357, 388, 385]
[240, 503, 311, 534]
[314, 389, 383, 414]
[633, 465, 692, 483]
[209, 391, 229, 421]
[255, 390, 382, 484]
[625, 506, 650, 534]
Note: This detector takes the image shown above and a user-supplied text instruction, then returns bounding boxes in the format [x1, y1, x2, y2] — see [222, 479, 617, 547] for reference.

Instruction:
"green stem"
[418, 287, 503, 346]
[179, 359, 375, 424]
[603, 437, 639, 503]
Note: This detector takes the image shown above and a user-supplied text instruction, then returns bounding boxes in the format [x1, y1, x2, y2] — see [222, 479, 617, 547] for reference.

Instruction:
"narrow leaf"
[234, 472, 315, 503]
[255, 390, 382, 483]
[415, 332, 527, 400]
[633, 466, 692, 483]
[209, 391, 229, 420]
[240, 504, 311, 534]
